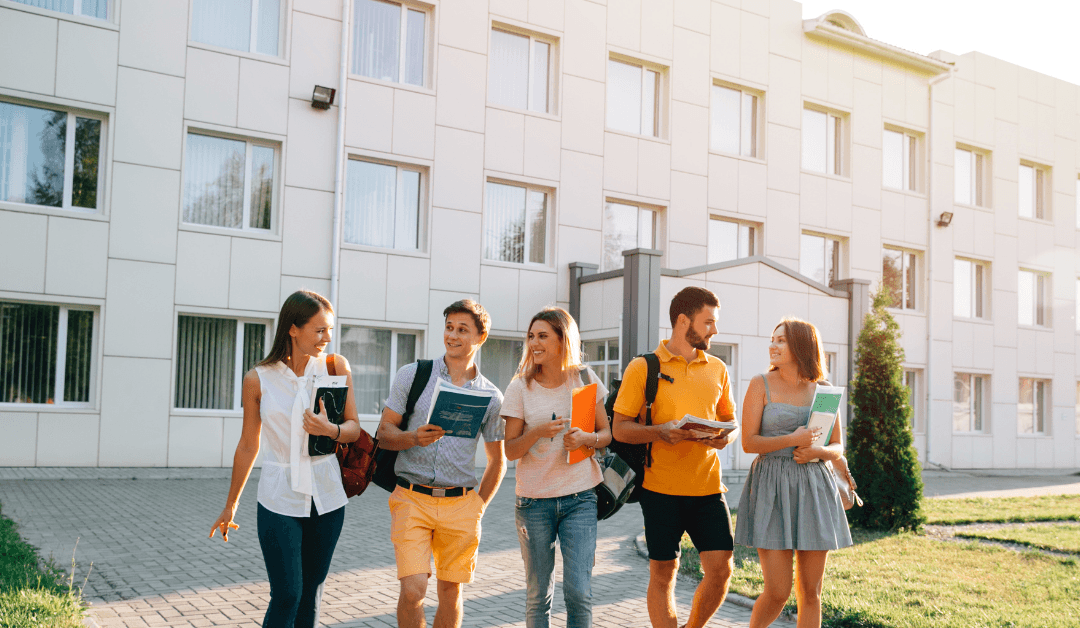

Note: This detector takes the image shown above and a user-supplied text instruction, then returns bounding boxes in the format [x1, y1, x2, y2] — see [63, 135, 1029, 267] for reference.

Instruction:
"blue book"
[424, 378, 492, 439]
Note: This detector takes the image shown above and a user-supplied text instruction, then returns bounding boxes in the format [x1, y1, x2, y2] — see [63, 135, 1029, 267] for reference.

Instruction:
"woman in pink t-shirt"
[502, 307, 611, 628]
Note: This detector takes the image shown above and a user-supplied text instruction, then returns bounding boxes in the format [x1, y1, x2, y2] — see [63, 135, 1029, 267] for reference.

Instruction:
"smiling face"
[682, 306, 719, 351]
[527, 319, 564, 370]
[769, 324, 793, 368]
[290, 308, 333, 359]
[444, 312, 486, 361]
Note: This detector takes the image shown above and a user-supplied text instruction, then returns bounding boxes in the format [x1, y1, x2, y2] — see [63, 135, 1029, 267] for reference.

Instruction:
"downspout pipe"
[329, 0, 352, 354]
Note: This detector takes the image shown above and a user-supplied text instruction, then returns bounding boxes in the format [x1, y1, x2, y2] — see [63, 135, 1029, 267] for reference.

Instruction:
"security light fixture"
[311, 86, 336, 110]
[936, 211, 954, 228]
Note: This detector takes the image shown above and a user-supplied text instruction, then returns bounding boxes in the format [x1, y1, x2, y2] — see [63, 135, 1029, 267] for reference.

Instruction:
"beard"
[686, 326, 710, 351]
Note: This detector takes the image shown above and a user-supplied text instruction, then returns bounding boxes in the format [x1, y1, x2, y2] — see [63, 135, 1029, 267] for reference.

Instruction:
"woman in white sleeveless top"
[210, 291, 362, 628]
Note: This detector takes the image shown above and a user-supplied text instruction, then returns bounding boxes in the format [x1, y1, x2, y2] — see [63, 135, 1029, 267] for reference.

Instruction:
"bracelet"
[335, 424, 341, 441]
[594, 432, 599, 447]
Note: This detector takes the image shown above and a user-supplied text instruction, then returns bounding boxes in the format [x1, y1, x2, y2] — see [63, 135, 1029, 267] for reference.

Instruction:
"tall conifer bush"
[847, 287, 925, 530]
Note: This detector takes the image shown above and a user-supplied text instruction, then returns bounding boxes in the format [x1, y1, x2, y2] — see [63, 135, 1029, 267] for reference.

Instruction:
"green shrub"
[0, 504, 85, 628]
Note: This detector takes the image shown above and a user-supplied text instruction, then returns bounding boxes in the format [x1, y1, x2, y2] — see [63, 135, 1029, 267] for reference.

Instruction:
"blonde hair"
[515, 307, 583, 387]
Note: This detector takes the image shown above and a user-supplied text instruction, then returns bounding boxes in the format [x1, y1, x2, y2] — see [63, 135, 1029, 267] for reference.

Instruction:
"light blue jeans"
[515, 489, 598, 628]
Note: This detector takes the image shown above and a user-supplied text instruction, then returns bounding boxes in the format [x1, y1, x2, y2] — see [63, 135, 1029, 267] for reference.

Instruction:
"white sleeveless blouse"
[254, 354, 347, 517]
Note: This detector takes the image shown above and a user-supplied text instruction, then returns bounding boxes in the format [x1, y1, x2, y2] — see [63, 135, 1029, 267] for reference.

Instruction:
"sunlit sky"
[799, 0, 1080, 86]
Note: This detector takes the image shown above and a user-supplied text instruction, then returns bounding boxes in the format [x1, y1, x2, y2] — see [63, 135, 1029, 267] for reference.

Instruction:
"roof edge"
[803, 19, 953, 75]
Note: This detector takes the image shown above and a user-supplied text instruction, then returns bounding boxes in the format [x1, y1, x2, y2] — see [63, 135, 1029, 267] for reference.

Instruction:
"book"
[308, 375, 348, 456]
[424, 378, 493, 439]
[673, 414, 737, 436]
[567, 383, 598, 465]
[805, 385, 845, 462]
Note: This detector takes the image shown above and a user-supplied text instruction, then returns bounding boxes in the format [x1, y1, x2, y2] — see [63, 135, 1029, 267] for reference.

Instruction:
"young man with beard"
[611, 286, 740, 628]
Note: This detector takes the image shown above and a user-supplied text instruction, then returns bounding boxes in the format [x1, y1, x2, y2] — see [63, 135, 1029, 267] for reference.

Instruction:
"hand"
[413, 424, 445, 447]
[793, 445, 826, 464]
[657, 421, 695, 445]
[789, 425, 820, 448]
[303, 398, 334, 436]
[693, 428, 735, 449]
[563, 427, 594, 451]
[209, 506, 239, 542]
[534, 418, 570, 439]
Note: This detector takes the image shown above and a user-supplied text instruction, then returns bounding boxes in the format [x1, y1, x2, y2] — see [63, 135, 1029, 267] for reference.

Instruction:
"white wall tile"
[480, 265, 519, 332]
[285, 99, 337, 192]
[393, 90, 437, 159]
[555, 225, 601, 301]
[175, 232, 230, 307]
[523, 116, 561, 181]
[710, 3, 739, 78]
[435, 46, 487, 134]
[518, 269, 559, 329]
[114, 68, 185, 170]
[603, 132, 637, 194]
[637, 140, 671, 200]
[0, 8, 56, 94]
[108, 163, 180, 264]
[559, 150, 603, 230]
[708, 154, 739, 211]
[45, 217, 108, 298]
[641, 0, 674, 60]
[740, 10, 769, 83]
[281, 186, 333, 279]
[289, 12, 341, 100]
[852, 79, 882, 148]
[485, 108, 525, 175]
[528, 0, 564, 31]
[338, 249, 387, 320]
[433, 127, 484, 212]
[168, 416, 223, 466]
[666, 242, 705, 269]
[98, 357, 171, 466]
[766, 124, 801, 194]
[670, 101, 708, 176]
[564, 0, 607, 82]
[607, 0, 640, 51]
[0, 212, 47, 293]
[385, 255, 430, 323]
[668, 171, 707, 246]
[768, 54, 802, 130]
[491, 0, 528, 21]
[827, 45, 853, 108]
[765, 189, 799, 261]
[561, 76, 605, 156]
[103, 259, 175, 359]
[280, 275, 330, 304]
[674, 0, 709, 35]
[55, 21, 118, 105]
[238, 59, 290, 135]
[37, 413, 99, 466]
[768, 0, 802, 61]
[116, 0, 187, 76]
[850, 144, 881, 210]
[429, 207, 482, 292]
[295, 0, 343, 20]
[230, 238, 282, 312]
[736, 159, 766, 217]
[0, 413, 37, 466]
[801, 41, 829, 103]
[346, 79, 393, 152]
[825, 178, 852, 232]
[438, 0, 489, 55]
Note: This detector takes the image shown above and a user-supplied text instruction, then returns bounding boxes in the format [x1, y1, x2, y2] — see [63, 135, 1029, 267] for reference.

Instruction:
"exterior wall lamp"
[311, 85, 336, 110]
[936, 211, 954, 227]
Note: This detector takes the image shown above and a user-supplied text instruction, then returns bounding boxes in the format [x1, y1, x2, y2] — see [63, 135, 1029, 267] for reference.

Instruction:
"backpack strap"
[641, 352, 664, 467]
[405, 360, 434, 420]
[326, 354, 339, 377]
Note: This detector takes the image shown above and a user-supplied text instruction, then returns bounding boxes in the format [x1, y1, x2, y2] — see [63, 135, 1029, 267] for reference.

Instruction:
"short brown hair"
[770, 317, 826, 382]
[443, 299, 491, 336]
[669, 286, 720, 327]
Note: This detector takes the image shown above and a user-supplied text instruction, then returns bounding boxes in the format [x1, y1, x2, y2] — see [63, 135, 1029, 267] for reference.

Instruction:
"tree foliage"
[847, 287, 925, 530]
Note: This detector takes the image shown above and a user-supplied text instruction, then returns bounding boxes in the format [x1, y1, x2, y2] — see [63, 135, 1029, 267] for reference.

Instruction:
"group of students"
[209, 286, 852, 628]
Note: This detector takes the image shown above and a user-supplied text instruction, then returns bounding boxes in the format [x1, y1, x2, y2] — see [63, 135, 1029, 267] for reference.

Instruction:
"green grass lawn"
[956, 523, 1080, 554]
[923, 494, 1080, 525]
[0, 503, 85, 628]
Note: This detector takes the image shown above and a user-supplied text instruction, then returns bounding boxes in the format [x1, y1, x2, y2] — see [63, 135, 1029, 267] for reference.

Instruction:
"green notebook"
[806, 385, 844, 461]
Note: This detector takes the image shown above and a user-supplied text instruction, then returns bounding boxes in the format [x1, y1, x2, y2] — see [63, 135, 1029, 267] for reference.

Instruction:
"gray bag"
[595, 450, 636, 520]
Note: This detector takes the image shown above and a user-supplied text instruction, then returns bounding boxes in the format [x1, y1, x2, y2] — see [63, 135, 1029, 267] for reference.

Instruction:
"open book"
[425, 378, 493, 439]
[673, 414, 737, 436]
[805, 385, 844, 462]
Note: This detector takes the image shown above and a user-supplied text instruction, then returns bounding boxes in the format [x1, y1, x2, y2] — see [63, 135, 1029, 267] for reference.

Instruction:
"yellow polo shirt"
[612, 340, 737, 496]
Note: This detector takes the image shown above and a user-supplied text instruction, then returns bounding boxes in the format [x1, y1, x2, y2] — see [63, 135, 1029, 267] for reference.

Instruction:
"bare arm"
[564, 397, 612, 451]
[504, 416, 568, 461]
[476, 440, 506, 506]
[793, 412, 844, 463]
[740, 376, 817, 455]
[611, 411, 694, 445]
[210, 370, 262, 542]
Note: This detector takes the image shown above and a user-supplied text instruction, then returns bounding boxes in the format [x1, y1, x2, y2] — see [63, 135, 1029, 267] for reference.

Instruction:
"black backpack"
[604, 353, 669, 504]
[372, 359, 433, 492]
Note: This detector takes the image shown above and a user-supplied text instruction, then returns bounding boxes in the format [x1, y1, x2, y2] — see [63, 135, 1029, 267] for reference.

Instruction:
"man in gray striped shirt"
[377, 299, 506, 628]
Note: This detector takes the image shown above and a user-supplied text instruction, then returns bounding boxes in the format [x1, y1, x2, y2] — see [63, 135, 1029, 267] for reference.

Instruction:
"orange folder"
[567, 383, 597, 465]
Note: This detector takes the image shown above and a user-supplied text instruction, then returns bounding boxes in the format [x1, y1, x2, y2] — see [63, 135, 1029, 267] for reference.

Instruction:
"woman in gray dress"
[735, 317, 852, 628]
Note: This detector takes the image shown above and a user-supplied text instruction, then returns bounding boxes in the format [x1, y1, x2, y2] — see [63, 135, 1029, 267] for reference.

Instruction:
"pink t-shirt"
[502, 368, 608, 498]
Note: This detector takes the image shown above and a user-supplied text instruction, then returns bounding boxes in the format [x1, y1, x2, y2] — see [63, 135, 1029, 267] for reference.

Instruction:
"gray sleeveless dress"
[734, 376, 852, 551]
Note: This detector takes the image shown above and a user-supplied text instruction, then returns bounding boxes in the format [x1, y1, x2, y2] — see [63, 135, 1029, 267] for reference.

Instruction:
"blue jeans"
[515, 489, 598, 628]
[257, 502, 345, 628]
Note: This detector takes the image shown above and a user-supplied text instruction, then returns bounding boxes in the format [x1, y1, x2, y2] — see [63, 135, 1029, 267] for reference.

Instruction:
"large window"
[1019, 163, 1049, 220]
[954, 259, 988, 319]
[953, 373, 988, 432]
[954, 147, 987, 207]
[0, 301, 95, 406]
[183, 132, 276, 231]
[1018, 378, 1049, 435]
[0, 102, 103, 212]
[607, 58, 660, 137]
[479, 338, 522, 396]
[1018, 270, 1049, 327]
[708, 218, 754, 264]
[484, 181, 549, 265]
[339, 326, 417, 416]
[584, 338, 620, 389]
[489, 28, 552, 113]
[802, 108, 843, 176]
[883, 129, 917, 191]
[711, 84, 757, 157]
[191, 0, 281, 56]
[352, 0, 427, 86]
[344, 159, 422, 250]
[882, 248, 917, 310]
[603, 201, 656, 271]
[175, 316, 267, 410]
[8, 0, 107, 19]
[800, 233, 841, 287]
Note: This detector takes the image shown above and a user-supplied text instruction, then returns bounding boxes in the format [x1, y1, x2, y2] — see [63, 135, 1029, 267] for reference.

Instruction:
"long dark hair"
[258, 291, 333, 368]
[768, 317, 826, 382]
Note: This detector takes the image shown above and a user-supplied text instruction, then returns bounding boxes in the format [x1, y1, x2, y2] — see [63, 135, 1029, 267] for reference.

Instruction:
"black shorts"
[639, 488, 734, 561]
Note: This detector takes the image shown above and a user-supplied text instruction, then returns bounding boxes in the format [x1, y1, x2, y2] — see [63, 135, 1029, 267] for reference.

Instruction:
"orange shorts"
[388, 485, 486, 583]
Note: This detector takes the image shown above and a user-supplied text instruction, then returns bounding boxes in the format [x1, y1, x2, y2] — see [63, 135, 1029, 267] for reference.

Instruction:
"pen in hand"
[551, 412, 557, 441]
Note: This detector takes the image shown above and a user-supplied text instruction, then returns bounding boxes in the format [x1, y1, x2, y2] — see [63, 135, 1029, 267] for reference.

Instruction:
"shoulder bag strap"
[641, 352, 662, 468]
[326, 354, 339, 377]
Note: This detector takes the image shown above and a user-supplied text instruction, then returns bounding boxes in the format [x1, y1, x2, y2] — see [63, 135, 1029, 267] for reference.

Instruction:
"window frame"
[800, 231, 843, 288]
[708, 216, 758, 265]
[802, 106, 846, 177]
[2, 0, 110, 21]
[882, 246, 919, 311]
[710, 81, 761, 159]
[482, 178, 554, 268]
[188, 0, 285, 58]
[1018, 162, 1051, 221]
[954, 145, 989, 208]
[1018, 377, 1050, 435]
[0, 299, 99, 410]
[339, 325, 421, 418]
[488, 25, 557, 115]
[342, 156, 428, 252]
[172, 314, 270, 413]
[882, 127, 919, 192]
[602, 199, 660, 271]
[953, 258, 990, 320]
[1017, 269, 1050, 328]
[0, 99, 108, 215]
[904, 368, 923, 432]
[606, 55, 665, 139]
[478, 336, 524, 396]
[584, 338, 621, 389]
[350, 0, 432, 88]
[953, 372, 989, 433]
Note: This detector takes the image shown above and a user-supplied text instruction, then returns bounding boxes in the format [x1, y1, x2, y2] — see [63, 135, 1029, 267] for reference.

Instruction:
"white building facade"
[0, 0, 1078, 470]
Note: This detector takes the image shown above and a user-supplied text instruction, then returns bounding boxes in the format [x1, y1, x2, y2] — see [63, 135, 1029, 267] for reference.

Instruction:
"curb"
[633, 533, 796, 624]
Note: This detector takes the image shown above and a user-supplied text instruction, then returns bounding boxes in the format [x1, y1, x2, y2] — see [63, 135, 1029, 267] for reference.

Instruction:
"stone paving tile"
[0, 472, 783, 627]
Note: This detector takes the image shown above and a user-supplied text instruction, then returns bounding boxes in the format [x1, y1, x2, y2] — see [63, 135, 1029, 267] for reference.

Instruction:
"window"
[191, 0, 281, 56]
[607, 58, 660, 137]
[183, 132, 277, 231]
[954, 259, 988, 319]
[1018, 378, 1049, 434]
[883, 129, 917, 191]
[708, 218, 754, 264]
[802, 108, 843, 175]
[953, 373, 988, 432]
[603, 201, 657, 271]
[175, 316, 267, 410]
[0, 102, 103, 212]
[800, 233, 841, 287]
[882, 248, 917, 310]
[479, 338, 522, 396]
[489, 28, 552, 113]
[344, 159, 422, 250]
[1019, 163, 1049, 219]
[904, 369, 922, 431]
[707, 343, 738, 395]
[339, 326, 417, 416]
[0, 301, 95, 406]
[584, 338, 620, 389]
[352, 0, 427, 86]
[824, 352, 837, 382]
[954, 147, 987, 206]
[7, 0, 107, 19]
[1017, 270, 1049, 327]
[484, 181, 549, 265]
[711, 84, 757, 157]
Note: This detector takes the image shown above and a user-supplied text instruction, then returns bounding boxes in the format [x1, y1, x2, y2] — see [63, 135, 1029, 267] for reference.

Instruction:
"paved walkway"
[0, 469, 781, 628]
